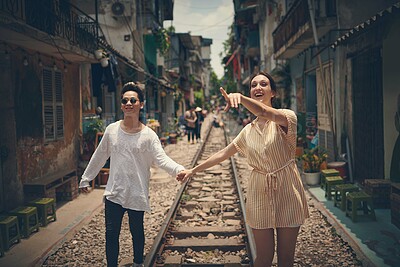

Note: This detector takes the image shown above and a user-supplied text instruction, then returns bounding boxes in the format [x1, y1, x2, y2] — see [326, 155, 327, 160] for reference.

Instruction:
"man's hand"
[176, 169, 194, 183]
[80, 186, 91, 194]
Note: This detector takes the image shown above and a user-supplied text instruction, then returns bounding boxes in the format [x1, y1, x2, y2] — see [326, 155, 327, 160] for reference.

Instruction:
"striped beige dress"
[232, 109, 309, 229]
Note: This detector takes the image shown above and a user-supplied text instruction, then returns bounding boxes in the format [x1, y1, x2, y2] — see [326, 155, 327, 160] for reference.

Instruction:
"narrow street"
[41, 118, 361, 267]
[1, 0, 399, 266]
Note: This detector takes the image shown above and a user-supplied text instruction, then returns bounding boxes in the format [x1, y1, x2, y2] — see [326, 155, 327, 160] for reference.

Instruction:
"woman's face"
[250, 74, 275, 106]
[121, 91, 143, 116]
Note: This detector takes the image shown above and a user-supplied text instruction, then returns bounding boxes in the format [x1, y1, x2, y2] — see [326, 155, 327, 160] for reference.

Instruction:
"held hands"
[220, 87, 243, 112]
[176, 169, 194, 183]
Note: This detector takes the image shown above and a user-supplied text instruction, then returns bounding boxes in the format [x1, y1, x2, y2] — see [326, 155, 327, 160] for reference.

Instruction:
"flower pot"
[296, 146, 304, 157]
[304, 172, 320, 186]
[99, 172, 109, 185]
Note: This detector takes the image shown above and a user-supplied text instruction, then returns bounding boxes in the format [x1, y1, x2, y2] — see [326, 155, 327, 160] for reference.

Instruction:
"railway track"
[144, 123, 255, 266]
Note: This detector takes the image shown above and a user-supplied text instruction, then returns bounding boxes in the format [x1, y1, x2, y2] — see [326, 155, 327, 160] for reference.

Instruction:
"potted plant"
[300, 147, 328, 185]
[82, 117, 105, 161]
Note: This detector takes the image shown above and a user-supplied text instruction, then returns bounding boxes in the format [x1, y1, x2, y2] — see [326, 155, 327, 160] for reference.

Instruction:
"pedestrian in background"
[195, 107, 204, 142]
[177, 71, 309, 267]
[184, 105, 197, 144]
[79, 82, 185, 267]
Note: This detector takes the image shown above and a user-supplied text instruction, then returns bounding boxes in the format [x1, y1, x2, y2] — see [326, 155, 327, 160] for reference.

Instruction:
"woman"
[80, 82, 185, 267]
[177, 71, 309, 267]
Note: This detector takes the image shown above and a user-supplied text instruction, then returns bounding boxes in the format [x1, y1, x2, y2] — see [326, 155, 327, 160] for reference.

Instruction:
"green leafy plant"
[300, 146, 328, 173]
[155, 27, 171, 55]
[84, 118, 105, 142]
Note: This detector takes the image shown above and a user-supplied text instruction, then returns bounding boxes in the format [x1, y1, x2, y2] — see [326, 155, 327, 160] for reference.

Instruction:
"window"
[42, 68, 64, 141]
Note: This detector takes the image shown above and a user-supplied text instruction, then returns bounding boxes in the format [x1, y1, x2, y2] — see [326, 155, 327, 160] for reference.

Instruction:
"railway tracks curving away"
[144, 124, 256, 266]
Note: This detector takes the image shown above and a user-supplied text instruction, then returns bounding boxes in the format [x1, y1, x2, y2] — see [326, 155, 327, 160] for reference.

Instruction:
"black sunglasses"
[121, 97, 138, 105]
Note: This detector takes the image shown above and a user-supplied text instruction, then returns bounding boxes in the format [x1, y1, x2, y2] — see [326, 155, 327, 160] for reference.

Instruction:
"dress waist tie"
[252, 159, 295, 206]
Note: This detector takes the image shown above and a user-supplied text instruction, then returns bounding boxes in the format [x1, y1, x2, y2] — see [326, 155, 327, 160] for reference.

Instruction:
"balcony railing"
[272, 0, 310, 54]
[0, 0, 99, 53]
[272, 0, 337, 58]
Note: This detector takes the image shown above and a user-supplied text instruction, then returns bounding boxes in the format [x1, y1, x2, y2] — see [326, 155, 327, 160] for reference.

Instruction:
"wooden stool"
[0, 215, 20, 251]
[334, 184, 359, 211]
[160, 137, 167, 146]
[9, 206, 40, 238]
[92, 168, 109, 189]
[346, 191, 376, 222]
[29, 198, 56, 226]
[325, 176, 344, 200]
[321, 169, 340, 189]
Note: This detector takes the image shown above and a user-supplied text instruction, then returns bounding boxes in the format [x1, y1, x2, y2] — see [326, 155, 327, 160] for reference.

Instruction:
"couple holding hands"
[79, 71, 309, 267]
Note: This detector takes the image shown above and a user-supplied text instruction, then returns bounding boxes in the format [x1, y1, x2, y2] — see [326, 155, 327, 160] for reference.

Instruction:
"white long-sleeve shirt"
[79, 121, 185, 211]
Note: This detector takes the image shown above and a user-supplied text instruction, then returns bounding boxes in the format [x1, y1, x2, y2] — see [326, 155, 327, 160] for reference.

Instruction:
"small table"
[325, 176, 344, 200]
[334, 184, 359, 211]
[346, 191, 376, 222]
[29, 198, 57, 226]
[321, 169, 340, 189]
[9, 206, 40, 238]
[0, 215, 20, 251]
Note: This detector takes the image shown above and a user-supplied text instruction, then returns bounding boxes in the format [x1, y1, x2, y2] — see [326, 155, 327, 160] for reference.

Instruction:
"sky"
[164, 0, 235, 79]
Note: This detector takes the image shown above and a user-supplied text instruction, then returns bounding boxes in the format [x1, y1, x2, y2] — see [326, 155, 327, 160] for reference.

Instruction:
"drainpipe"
[307, 0, 338, 160]
[95, 0, 99, 39]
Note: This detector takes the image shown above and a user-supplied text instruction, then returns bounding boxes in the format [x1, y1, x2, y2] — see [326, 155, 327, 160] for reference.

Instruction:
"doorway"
[352, 47, 384, 182]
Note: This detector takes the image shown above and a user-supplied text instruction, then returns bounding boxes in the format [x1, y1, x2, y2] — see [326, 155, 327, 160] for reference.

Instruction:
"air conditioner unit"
[111, 1, 132, 17]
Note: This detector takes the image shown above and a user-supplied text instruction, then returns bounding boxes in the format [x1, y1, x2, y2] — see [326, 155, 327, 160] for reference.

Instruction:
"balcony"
[272, 0, 337, 59]
[0, 0, 99, 61]
[245, 29, 260, 57]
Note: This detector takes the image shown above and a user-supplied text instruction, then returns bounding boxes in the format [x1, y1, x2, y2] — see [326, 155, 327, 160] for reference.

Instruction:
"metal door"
[352, 47, 384, 182]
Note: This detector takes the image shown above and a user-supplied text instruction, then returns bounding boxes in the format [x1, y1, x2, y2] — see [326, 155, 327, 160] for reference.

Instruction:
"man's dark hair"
[121, 82, 144, 102]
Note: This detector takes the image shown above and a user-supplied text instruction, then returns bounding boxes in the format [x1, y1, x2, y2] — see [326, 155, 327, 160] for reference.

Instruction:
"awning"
[331, 2, 400, 48]
[178, 33, 194, 50]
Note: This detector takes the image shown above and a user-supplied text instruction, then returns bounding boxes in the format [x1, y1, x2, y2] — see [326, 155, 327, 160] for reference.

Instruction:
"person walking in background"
[177, 71, 309, 267]
[184, 105, 197, 144]
[195, 107, 204, 142]
[79, 82, 185, 267]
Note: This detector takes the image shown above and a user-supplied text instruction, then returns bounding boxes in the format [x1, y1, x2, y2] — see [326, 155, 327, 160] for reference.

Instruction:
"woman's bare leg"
[276, 227, 300, 267]
[252, 228, 275, 267]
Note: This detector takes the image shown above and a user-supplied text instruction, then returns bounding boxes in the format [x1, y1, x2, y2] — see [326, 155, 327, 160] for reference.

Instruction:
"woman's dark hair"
[249, 71, 278, 107]
[121, 82, 144, 102]
[249, 71, 277, 93]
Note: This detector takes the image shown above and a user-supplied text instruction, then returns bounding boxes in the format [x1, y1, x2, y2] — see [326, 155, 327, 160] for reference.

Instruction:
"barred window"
[42, 68, 64, 141]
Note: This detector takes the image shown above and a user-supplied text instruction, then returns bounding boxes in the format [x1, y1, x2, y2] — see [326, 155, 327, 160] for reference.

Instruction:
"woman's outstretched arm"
[176, 142, 237, 182]
[220, 87, 288, 128]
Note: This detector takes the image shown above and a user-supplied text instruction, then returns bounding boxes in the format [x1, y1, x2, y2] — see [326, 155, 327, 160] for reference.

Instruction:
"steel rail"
[224, 129, 256, 264]
[144, 122, 213, 267]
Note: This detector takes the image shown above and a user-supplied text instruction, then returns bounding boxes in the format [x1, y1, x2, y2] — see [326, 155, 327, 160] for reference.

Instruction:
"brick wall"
[56, 176, 79, 201]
